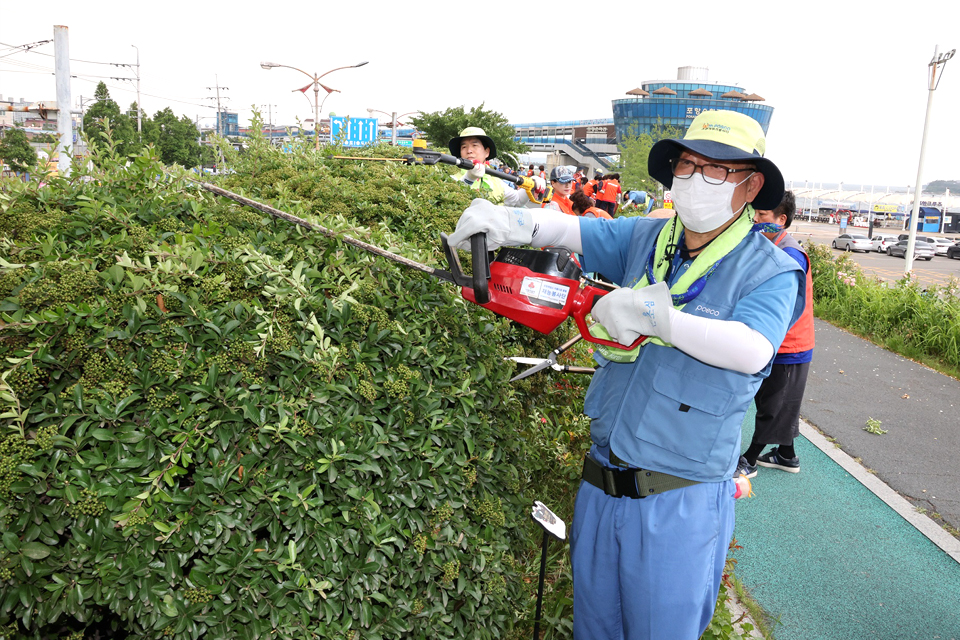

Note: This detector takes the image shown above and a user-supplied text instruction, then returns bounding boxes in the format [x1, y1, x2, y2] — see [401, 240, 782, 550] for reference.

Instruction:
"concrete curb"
[799, 418, 960, 564]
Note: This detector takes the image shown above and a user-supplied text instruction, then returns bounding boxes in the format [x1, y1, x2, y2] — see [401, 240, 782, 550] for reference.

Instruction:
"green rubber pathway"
[733, 404, 960, 640]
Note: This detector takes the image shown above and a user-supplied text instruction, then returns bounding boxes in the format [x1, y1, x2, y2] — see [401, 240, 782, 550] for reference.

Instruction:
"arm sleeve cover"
[667, 310, 775, 374]
[528, 210, 583, 253]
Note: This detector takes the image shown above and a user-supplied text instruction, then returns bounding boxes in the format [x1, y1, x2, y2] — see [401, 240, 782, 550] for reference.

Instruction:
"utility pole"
[54, 25, 72, 177]
[904, 45, 955, 274]
[260, 103, 277, 141]
[109, 47, 141, 141]
[206, 75, 229, 137]
[131, 45, 141, 139]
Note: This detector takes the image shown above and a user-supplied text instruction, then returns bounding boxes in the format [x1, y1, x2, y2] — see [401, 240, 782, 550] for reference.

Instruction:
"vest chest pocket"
[638, 363, 737, 463]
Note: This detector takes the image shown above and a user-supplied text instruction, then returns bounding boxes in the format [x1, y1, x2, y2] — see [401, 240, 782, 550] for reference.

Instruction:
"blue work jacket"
[579, 216, 805, 482]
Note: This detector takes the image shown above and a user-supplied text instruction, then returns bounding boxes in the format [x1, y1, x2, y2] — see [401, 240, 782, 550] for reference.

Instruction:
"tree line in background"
[0, 81, 217, 174]
[82, 82, 215, 168]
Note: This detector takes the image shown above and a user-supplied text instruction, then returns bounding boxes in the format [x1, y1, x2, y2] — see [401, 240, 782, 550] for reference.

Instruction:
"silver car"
[870, 234, 899, 253]
[832, 234, 872, 252]
[887, 240, 934, 260]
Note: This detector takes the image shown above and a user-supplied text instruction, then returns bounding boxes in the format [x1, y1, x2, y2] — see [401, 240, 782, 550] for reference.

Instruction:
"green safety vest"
[456, 170, 505, 205]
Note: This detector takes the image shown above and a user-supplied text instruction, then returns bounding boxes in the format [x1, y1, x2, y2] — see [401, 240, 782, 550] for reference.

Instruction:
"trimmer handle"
[571, 286, 646, 351]
[440, 233, 491, 304]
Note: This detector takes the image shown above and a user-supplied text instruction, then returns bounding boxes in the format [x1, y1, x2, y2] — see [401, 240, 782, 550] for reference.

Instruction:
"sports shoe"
[734, 456, 758, 479]
[756, 447, 801, 473]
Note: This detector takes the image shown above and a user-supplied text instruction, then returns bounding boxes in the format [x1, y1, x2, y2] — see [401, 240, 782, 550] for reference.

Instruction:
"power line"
[0, 39, 52, 60]
[0, 40, 124, 66]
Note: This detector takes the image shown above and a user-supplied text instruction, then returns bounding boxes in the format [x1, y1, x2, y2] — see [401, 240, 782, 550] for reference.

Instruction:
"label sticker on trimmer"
[520, 277, 570, 305]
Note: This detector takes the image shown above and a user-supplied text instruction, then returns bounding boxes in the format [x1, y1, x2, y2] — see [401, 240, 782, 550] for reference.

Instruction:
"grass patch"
[808, 242, 960, 380]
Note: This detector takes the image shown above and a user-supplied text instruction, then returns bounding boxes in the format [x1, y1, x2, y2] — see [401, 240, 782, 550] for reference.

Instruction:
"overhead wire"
[1, 41, 257, 114]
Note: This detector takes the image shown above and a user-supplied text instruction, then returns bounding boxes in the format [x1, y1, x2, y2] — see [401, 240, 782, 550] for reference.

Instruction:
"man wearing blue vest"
[448, 110, 804, 640]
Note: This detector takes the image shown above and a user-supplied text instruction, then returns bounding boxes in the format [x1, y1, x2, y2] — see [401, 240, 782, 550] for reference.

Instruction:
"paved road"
[733, 318, 960, 640]
[802, 319, 959, 531]
[790, 221, 960, 287]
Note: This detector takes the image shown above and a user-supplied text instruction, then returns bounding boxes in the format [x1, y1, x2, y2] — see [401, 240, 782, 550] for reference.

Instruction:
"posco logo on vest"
[695, 304, 720, 316]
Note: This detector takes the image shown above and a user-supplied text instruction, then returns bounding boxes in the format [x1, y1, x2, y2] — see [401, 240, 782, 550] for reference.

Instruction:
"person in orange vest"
[572, 166, 586, 191]
[570, 190, 612, 219]
[527, 164, 535, 177]
[538, 165, 547, 181]
[735, 191, 814, 478]
[542, 165, 577, 215]
[594, 172, 622, 217]
[583, 173, 602, 199]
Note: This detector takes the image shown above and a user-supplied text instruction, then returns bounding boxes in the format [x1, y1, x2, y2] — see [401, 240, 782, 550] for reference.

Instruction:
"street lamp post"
[367, 108, 420, 146]
[905, 45, 954, 274]
[260, 60, 368, 150]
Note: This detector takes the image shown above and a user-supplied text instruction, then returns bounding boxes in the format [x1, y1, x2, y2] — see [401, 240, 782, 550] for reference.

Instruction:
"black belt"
[581, 454, 700, 499]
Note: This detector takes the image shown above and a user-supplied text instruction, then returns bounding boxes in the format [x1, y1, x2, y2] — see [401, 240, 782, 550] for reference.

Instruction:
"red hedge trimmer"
[197, 182, 642, 352]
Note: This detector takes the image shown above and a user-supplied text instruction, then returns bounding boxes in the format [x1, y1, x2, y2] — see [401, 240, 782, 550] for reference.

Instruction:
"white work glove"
[532, 176, 546, 196]
[591, 281, 674, 346]
[465, 161, 486, 183]
[447, 199, 534, 251]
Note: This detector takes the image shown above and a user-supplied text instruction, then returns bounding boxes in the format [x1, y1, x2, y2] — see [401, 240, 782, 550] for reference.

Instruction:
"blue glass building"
[612, 66, 774, 142]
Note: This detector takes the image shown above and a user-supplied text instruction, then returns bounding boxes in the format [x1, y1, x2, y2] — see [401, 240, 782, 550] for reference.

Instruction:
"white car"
[870, 234, 899, 253]
[931, 238, 954, 255]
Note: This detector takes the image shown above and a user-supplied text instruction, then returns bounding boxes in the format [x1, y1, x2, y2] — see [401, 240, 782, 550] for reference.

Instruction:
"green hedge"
[0, 129, 589, 639]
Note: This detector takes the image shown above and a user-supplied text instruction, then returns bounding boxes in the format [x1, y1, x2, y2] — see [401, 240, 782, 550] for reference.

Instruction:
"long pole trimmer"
[332, 149, 551, 203]
[406, 148, 552, 204]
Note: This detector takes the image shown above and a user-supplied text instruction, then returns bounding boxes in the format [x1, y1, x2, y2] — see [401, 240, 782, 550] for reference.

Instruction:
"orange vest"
[583, 206, 613, 220]
[583, 180, 598, 198]
[543, 194, 575, 215]
[773, 231, 815, 353]
[596, 179, 620, 202]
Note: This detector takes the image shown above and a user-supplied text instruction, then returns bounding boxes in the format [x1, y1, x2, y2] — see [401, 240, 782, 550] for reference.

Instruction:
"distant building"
[216, 112, 239, 137]
[613, 66, 774, 141]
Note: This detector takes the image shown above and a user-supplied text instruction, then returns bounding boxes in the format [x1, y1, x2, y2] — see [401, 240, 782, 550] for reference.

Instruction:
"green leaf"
[91, 428, 115, 442]
[21, 541, 52, 560]
[2, 532, 19, 553]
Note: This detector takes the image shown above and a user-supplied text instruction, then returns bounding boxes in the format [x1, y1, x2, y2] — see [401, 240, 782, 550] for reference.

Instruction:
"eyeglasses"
[669, 157, 756, 185]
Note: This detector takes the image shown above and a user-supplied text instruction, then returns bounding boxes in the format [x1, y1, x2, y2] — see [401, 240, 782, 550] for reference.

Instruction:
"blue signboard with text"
[330, 116, 378, 148]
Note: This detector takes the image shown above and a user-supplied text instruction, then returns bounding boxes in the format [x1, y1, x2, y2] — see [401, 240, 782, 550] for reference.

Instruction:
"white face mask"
[671, 172, 755, 233]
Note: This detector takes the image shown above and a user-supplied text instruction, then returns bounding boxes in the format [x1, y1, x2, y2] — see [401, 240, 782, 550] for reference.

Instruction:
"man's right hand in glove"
[448, 199, 535, 251]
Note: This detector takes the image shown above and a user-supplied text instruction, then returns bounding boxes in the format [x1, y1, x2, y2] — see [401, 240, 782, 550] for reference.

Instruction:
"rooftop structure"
[612, 66, 774, 141]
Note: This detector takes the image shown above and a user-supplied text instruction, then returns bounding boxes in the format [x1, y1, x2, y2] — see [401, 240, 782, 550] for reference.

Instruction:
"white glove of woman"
[448, 199, 534, 250]
[591, 281, 674, 345]
[465, 161, 486, 183]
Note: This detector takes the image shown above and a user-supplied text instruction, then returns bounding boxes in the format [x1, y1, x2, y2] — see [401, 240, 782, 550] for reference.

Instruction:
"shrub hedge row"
[0, 128, 589, 639]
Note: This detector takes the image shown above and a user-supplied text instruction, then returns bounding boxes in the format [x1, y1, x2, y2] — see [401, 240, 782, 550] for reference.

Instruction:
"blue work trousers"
[570, 478, 736, 640]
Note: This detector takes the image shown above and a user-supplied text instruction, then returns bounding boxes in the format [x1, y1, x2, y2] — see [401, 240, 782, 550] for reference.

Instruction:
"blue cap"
[550, 165, 575, 183]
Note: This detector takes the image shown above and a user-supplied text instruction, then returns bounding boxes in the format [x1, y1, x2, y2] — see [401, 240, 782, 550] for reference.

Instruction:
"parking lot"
[790, 221, 960, 288]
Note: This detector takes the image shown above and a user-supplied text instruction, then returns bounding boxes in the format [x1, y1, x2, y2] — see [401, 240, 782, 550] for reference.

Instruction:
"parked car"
[870, 234, 899, 253]
[887, 240, 934, 260]
[832, 234, 872, 252]
[897, 234, 936, 245]
[946, 242, 960, 260]
[931, 238, 954, 255]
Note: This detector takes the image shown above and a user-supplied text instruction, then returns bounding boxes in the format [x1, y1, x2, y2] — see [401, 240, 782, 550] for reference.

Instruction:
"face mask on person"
[671, 172, 755, 233]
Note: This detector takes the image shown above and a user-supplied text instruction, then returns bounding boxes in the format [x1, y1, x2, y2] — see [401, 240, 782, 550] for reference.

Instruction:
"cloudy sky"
[2, 0, 959, 189]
